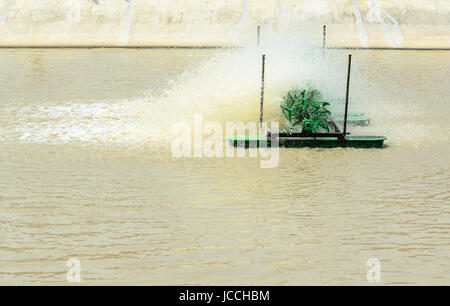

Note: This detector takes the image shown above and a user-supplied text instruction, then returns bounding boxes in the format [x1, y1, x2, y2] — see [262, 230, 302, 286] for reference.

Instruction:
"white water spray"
[352, 0, 369, 47]
[0, 0, 14, 27]
[366, 0, 403, 48]
[119, 0, 132, 46]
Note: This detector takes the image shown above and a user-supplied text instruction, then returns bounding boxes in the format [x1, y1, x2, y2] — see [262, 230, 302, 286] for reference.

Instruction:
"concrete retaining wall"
[0, 0, 448, 48]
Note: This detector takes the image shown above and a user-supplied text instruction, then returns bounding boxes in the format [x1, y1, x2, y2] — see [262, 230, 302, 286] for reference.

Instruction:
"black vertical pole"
[257, 26, 261, 46]
[260, 54, 265, 126]
[322, 25, 326, 49]
[343, 54, 352, 136]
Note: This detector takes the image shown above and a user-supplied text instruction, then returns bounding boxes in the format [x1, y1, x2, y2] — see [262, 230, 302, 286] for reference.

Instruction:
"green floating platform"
[227, 135, 386, 149]
[332, 113, 371, 126]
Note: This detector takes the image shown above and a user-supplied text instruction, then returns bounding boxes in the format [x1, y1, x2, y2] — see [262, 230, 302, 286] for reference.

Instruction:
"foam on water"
[1, 100, 144, 144]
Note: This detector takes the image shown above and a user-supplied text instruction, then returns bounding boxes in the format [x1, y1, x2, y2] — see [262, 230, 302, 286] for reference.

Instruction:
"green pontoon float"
[227, 54, 386, 149]
[333, 112, 371, 126]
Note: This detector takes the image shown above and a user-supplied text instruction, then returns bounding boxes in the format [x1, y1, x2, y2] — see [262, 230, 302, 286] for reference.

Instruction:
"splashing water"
[119, 0, 132, 46]
[0, 0, 14, 27]
[0, 38, 447, 149]
[137, 42, 345, 138]
[0, 39, 352, 147]
[352, 0, 369, 47]
[366, 0, 403, 48]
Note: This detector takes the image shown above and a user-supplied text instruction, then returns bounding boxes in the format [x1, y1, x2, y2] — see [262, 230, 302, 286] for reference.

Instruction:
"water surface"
[0, 48, 449, 285]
